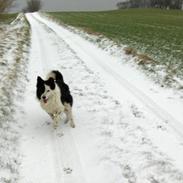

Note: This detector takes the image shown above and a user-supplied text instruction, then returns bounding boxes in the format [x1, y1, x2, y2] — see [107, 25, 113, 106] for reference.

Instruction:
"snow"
[0, 14, 30, 183]
[1, 12, 183, 183]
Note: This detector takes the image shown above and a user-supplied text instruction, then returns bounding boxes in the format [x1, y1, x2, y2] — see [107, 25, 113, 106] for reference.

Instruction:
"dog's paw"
[53, 123, 58, 129]
[70, 122, 75, 128]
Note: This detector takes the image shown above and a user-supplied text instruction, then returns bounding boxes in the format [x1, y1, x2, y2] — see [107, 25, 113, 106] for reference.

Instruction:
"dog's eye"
[47, 90, 50, 92]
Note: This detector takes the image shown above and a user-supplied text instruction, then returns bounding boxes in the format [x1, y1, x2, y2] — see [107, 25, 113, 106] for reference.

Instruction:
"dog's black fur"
[52, 70, 73, 106]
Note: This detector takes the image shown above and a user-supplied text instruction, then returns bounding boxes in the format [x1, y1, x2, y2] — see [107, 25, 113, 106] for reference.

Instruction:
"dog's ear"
[37, 76, 44, 86]
[47, 78, 55, 90]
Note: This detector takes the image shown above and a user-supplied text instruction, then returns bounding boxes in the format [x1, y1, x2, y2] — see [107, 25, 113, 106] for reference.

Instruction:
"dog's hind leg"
[64, 103, 75, 128]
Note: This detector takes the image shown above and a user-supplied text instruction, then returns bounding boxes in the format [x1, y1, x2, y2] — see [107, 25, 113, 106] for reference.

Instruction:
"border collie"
[36, 70, 75, 129]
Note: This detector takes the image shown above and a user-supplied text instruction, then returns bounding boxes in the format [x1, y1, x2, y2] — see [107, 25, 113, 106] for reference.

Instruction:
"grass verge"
[0, 13, 17, 24]
[0, 13, 30, 183]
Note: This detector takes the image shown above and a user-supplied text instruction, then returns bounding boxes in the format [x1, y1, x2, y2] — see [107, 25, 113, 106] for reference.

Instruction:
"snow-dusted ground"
[0, 14, 30, 183]
[8, 12, 183, 183]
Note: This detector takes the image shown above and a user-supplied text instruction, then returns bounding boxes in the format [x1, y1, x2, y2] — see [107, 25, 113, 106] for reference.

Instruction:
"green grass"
[0, 13, 17, 24]
[48, 9, 183, 84]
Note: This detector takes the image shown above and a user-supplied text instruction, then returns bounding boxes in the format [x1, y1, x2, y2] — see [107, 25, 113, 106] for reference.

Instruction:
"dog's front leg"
[53, 118, 58, 129]
[52, 114, 59, 129]
[53, 114, 64, 136]
[48, 113, 57, 128]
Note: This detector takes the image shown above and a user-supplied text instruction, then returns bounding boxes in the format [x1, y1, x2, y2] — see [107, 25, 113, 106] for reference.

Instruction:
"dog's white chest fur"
[40, 85, 64, 115]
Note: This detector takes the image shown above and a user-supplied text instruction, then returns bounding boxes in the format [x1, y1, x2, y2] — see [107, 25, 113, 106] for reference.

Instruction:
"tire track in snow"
[20, 14, 63, 183]
[27, 18, 64, 183]
[24, 14, 88, 183]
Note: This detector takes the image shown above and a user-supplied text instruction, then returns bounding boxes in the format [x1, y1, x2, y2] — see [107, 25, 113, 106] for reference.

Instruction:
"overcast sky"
[12, 0, 120, 12]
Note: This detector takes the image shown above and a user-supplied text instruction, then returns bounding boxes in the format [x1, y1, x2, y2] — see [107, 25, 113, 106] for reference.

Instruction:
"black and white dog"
[36, 70, 75, 129]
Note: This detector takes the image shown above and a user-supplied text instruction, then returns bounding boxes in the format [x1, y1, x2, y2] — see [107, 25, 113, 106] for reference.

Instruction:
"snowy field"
[1, 12, 183, 183]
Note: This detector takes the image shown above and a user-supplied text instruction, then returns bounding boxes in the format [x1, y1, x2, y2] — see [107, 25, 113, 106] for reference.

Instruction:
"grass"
[0, 13, 17, 24]
[48, 9, 183, 86]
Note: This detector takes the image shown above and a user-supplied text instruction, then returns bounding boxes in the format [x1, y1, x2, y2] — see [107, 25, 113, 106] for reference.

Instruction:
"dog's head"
[36, 76, 56, 104]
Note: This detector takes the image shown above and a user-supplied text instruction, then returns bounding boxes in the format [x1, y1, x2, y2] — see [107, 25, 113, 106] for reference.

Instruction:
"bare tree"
[0, 0, 15, 13]
[25, 0, 42, 12]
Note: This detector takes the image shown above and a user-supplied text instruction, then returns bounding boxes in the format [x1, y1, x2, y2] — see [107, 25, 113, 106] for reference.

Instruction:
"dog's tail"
[47, 70, 64, 82]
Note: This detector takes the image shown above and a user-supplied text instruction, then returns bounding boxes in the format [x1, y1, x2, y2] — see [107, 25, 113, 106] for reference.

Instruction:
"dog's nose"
[42, 96, 46, 99]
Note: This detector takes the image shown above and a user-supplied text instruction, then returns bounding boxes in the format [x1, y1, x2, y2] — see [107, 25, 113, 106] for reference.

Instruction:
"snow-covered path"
[19, 13, 183, 183]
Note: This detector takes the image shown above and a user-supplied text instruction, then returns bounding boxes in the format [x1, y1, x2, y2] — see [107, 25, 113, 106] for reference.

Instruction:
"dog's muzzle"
[42, 96, 48, 103]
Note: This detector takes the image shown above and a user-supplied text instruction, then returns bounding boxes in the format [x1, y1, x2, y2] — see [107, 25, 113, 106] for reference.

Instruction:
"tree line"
[117, 0, 183, 9]
[0, 0, 42, 13]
